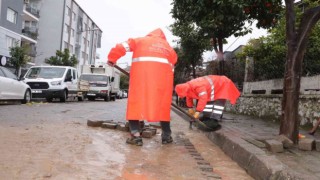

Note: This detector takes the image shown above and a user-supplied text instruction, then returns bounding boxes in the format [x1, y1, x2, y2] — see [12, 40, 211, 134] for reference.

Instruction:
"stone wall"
[226, 94, 320, 126]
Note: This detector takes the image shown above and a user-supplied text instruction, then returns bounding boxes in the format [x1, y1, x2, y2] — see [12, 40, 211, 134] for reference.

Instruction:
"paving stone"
[87, 120, 111, 127]
[141, 130, 153, 138]
[116, 124, 129, 132]
[142, 128, 157, 135]
[232, 143, 260, 171]
[276, 135, 294, 149]
[244, 138, 266, 148]
[247, 154, 284, 180]
[299, 138, 315, 151]
[265, 139, 284, 153]
[101, 122, 117, 129]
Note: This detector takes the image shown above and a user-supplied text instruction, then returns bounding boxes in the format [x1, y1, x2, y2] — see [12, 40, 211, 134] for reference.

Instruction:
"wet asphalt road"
[0, 98, 252, 179]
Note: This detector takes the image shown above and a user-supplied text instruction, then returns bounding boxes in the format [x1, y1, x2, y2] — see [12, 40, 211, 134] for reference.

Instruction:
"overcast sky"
[75, 0, 268, 67]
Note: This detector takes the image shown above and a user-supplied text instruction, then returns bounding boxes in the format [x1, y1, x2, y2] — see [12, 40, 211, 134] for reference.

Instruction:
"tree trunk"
[280, 2, 320, 143]
[280, 52, 301, 143]
[217, 37, 224, 75]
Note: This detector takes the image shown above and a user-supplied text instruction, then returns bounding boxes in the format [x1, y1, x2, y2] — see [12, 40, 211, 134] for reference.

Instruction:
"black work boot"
[162, 136, 173, 144]
[126, 136, 143, 146]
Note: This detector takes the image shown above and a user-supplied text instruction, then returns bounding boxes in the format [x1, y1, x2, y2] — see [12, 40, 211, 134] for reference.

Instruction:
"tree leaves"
[9, 42, 31, 75]
[45, 49, 78, 67]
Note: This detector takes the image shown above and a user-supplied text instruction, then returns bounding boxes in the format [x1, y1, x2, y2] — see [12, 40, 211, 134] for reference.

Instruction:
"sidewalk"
[172, 107, 320, 180]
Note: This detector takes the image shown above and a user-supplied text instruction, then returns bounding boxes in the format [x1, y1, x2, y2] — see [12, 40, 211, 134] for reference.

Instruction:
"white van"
[23, 66, 87, 102]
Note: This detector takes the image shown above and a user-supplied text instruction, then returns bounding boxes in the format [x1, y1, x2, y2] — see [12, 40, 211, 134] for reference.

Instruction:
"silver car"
[0, 66, 31, 104]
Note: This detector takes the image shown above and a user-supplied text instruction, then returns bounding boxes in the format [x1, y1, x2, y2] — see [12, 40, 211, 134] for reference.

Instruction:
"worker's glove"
[107, 61, 114, 67]
[188, 108, 195, 116]
[193, 111, 200, 119]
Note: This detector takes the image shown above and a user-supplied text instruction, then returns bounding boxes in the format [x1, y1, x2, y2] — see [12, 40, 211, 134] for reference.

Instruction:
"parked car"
[116, 90, 123, 99]
[122, 89, 128, 98]
[122, 91, 128, 98]
[23, 66, 87, 102]
[0, 66, 31, 104]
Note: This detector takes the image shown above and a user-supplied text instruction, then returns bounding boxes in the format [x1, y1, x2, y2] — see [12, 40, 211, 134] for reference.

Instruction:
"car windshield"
[25, 67, 66, 79]
[80, 74, 108, 83]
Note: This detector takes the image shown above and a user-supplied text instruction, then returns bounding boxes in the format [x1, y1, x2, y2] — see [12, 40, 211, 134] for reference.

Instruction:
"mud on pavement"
[0, 101, 252, 180]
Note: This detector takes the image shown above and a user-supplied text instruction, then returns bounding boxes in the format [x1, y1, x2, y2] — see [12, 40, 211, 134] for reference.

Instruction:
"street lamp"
[75, 28, 101, 73]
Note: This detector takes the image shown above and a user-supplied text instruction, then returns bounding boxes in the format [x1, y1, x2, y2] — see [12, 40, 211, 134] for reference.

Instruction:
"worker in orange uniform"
[175, 75, 240, 130]
[107, 28, 177, 146]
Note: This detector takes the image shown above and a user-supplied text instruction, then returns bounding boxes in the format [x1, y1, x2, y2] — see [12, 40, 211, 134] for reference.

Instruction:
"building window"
[64, 41, 68, 49]
[69, 45, 73, 54]
[66, 6, 71, 16]
[6, 36, 16, 48]
[7, 8, 17, 24]
[82, 51, 86, 60]
[65, 24, 68, 32]
[73, 12, 76, 21]
[71, 28, 74, 37]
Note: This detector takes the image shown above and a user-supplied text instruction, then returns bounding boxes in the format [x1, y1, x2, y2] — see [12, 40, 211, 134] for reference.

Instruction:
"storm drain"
[175, 132, 221, 179]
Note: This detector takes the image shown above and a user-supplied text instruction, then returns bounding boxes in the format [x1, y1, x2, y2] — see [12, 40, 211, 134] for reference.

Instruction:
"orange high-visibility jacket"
[108, 28, 177, 122]
[175, 75, 240, 112]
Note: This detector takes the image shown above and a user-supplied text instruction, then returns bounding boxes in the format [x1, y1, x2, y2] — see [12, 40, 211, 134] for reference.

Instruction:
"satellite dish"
[1, 56, 6, 66]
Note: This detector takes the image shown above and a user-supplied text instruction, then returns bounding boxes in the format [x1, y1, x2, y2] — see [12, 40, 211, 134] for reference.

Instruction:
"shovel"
[112, 64, 214, 131]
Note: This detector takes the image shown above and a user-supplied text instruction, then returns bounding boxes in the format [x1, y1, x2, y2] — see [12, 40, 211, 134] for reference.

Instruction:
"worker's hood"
[146, 28, 167, 41]
[175, 83, 189, 98]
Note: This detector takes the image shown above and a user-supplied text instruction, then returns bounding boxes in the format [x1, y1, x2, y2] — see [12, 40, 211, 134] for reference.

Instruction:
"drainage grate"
[175, 132, 222, 179]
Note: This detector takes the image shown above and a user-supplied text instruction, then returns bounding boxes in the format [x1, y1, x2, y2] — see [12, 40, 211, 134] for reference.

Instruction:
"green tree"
[173, 46, 193, 85]
[120, 73, 129, 90]
[171, 0, 282, 74]
[45, 48, 78, 67]
[9, 42, 31, 76]
[171, 24, 212, 79]
[237, 7, 320, 81]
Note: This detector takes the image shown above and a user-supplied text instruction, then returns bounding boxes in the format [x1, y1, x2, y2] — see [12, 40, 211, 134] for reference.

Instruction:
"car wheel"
[78, 95, 84, 101]
[21, 90, 31, 104]
[104, 93, 111, 102]
[60, 90, 67, 102]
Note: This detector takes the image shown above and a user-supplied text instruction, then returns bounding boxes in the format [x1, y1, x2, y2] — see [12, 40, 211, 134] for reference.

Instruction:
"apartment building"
[0, 0, 24, 66]
[35, 0, 102, 72]
[0, 0, 39, 68]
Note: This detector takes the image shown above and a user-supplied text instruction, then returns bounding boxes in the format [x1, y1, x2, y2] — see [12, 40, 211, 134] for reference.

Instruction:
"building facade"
[35, 0, 102, 73]
[0, 0, 24, 66]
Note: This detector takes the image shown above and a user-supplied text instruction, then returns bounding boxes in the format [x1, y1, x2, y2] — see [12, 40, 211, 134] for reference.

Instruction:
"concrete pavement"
[172, 107, 320, 180]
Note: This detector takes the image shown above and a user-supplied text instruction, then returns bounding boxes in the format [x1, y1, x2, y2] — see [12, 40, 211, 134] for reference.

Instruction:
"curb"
[171, 107, 303, 180]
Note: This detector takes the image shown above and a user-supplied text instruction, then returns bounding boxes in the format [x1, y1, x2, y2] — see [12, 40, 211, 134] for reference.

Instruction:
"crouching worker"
[175, 75, 240, 131]
[107, 28, 177, 146]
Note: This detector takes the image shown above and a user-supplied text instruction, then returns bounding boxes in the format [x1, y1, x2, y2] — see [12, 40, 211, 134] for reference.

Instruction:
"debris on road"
[86, 120, 158, 138]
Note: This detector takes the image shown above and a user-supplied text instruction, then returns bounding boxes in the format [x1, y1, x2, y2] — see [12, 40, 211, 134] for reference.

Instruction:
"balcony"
[22, 26, 38, 40]
[22, 4, 40, 22]
[25, 5, 40, 18]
